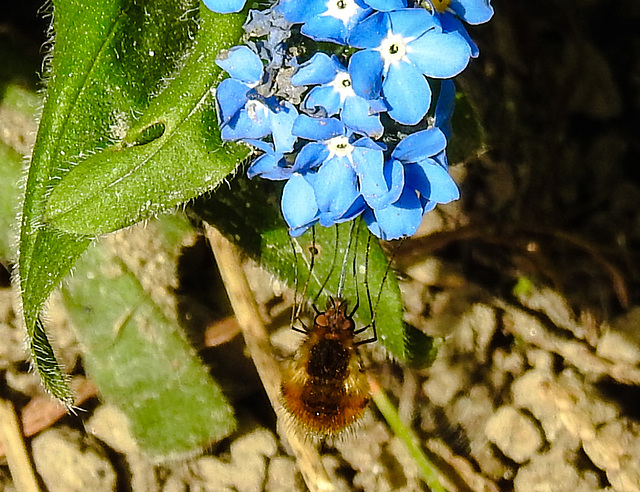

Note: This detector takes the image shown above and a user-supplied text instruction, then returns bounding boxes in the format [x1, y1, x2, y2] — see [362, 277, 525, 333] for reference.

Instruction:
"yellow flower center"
[431, 0, 451, 13]
[327, 136, 354, 159]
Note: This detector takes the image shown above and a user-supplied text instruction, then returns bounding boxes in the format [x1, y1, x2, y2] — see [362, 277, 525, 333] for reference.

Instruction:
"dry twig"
[205, 223, 336, 492]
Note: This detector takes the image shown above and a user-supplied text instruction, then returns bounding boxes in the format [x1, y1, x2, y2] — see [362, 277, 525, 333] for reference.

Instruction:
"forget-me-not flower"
[204, 0, 493, 240]
[428, 0, 494, 25]
[348, 8, 472, 125]
[278, 0, 372, 44]
[364, 127, 459, 239]
[290, 115, 404, 228]
[427, 0, 494, 57]
[215, 46, 298, 151]
[291, 53, 386, 138]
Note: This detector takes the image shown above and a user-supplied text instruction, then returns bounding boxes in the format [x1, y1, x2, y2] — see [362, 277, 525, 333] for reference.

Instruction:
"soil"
[2, 1, 640, 491]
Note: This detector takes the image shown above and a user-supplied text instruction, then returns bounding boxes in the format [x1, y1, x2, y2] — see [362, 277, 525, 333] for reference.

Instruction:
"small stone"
[265, 457, 303, 492]
[511, 371, 576, 447]
[582, 419, 640, 483]
[195, 457, 235, 490]
[485, 406, 543, 463]
[525, 348, 555, 373]
[32, 427, 116, 492]
[513, 447, 584, 492]
[86, 405, 158, 491]
[86, 404, 138, 455]
[422, 361, 468, 407]
[449, 385, 494, 443]
[608, 455, 640, 492]
[405, 257, 445, 286]
[230, 428, 278, 462]
[596, 329, 640, 366]
[0, 322, 26, 369]
[195, 429, 278, 492]
[229, 429, 278, 492]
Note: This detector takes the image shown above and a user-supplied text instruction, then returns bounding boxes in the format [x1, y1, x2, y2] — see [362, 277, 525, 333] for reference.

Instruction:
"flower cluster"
[204, 0, 493, 239]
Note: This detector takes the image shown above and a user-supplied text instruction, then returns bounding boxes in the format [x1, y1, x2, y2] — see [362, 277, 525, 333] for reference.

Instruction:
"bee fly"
[280, 296, 374, 436]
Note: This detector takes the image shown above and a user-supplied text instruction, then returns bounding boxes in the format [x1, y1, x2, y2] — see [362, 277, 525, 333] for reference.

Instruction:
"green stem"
[369, 376, 447, 492]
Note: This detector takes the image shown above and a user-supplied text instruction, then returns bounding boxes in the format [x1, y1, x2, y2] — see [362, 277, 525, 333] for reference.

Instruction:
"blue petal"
[355, 152, 404, 209]
[282, 174, 320, 235]
[215, 46, 263, 84]
[216, 78, 250, 127]
[312, 157, 360, 221]
[293, 142, 329, 172]
[432, 149, 449, 169]
[420, 199, 437, 215]
[292, 115, 345, 141]
[302, 4, 370, 44]
[349, 50, 384, 100]
[387, 9, 438, 39]
[437, 13, 479, 57]
[278, 0, 325, 23]
[302, 17, 348, 44]
[347, 11, 388, 49]
[369, 98, 388, 114]
[416, 158, 460, 203]
[203, 0, 247, 14]
[333, 195, 366, 223]
[392, 128, 447, 163]
[450, 0, 494, 24]
[363, 0, 407, 11]
[221, 102, 271, 141]
[365, 188, 423, 240]
[305, 86, 342, 116]
[408, 29, 471, 78]
[291, 53, 339, 86]
[434, 79, 455, 139]
[268, 102, 298, 153]
[383, 63, 431, 125]
[244, 139, 273, 153]
[354, 136, 386, 152]
[247, 152, 293, 180]
[342, 96, 384, 138]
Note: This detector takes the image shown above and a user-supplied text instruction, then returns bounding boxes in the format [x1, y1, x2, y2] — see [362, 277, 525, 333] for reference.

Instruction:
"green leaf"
[194, 177, 416, 362]
[45, 6, 249, 236]
[61, 214, 235, 458]
[448, 90, 486, 164]
[17, 0, 245, 403]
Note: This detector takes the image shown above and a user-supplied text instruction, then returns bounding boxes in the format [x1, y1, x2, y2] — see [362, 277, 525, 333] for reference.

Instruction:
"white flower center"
[326, 136, 354, 159]
[322, 0, 361, 25]
[246, 100, 269, 123]
[330, 71, 356, 103]
[378, 31, 412, 70]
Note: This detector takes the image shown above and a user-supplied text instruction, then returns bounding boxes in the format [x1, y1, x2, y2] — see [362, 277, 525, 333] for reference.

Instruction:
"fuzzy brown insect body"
[281, 297, 370, 436]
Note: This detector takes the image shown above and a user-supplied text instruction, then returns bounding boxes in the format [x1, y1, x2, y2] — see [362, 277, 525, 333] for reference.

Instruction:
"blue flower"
[364, 127, 459, 239]
[428, 0, 494, 57]
[205, 0, 491, 241]
[429, 0, 494, 25]
[291, 53, 386, 138]
[202, 0, 247, 14]
[348, 9, 472, 125]
[215, 46, 298, 151]
[278, 0, 372, 44]
[281, 115, 404, 233]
